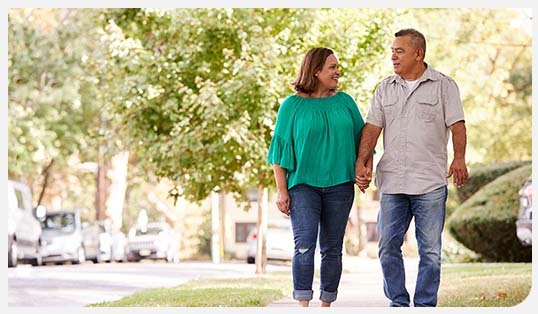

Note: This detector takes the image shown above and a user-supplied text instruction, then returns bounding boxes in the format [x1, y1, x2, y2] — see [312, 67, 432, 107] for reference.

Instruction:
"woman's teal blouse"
[267, 91, 365, 190]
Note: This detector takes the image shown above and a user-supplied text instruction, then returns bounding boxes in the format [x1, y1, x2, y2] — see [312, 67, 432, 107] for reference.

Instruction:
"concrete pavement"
[268, 256, 419, 307]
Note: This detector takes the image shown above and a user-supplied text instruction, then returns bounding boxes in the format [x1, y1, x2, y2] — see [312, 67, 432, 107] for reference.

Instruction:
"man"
[355, 28, 468, 307]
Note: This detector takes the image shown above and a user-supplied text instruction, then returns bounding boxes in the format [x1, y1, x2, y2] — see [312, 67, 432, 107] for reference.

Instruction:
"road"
[8, 260, 290, 307]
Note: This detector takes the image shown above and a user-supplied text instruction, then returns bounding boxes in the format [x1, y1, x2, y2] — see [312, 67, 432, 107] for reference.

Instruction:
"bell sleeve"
[267, 98, 296, 171]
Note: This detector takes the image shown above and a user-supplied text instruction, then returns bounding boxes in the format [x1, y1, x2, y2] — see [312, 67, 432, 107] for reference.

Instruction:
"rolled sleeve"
[365, 87, 385, 128]
[443, 78, 465, 127]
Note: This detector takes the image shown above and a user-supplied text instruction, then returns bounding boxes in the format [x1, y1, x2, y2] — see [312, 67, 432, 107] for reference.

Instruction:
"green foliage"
[447, 164, 532, 262]
[8, 9, 92, 178]
[8, 9, 117, 213]
[445, 184, 462, 219]
[457, 160, 531, 203]
[447, 161, 530, 218]
[101, 8, 393, 202]
[441, 232, 481, 263]
[8, 8, 531, 226]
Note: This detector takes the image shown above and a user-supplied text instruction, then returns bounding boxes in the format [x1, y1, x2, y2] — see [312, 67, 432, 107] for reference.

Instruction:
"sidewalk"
[268, 256, 419, 307]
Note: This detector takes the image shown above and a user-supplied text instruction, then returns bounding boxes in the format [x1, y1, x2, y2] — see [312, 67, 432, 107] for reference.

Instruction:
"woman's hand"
[355, 163, 372, 193]
[276, 189, 291, 216]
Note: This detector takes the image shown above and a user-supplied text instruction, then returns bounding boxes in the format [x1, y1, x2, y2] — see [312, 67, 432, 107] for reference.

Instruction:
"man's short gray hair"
[395, 28, 426, 57]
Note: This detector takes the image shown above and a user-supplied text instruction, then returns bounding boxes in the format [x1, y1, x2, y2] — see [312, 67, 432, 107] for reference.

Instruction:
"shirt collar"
[389, 62, 438, 85]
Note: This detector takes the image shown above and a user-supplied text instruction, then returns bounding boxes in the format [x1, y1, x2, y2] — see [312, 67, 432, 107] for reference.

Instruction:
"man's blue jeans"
[377, 186, 448, 307]
[288, 182, 354, 303]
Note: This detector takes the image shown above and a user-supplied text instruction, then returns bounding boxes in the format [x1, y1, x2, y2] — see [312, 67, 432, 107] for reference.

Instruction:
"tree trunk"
[219, 191, 226, 260]
[255, 184, 268, 274]
[105, 151, 129, 230]
[37, 159, 54, 206]
[95, 149, 108, 221]
[210, 191, 220, 263]
[124, 184, 132, 231]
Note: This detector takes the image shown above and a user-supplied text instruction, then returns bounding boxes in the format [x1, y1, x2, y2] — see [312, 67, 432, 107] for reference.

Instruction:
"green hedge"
[456, 160, 531, 203]
[447, 164, 532, 262]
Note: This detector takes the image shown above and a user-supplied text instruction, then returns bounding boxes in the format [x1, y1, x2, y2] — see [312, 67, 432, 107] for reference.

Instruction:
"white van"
[8, 180, 44, 267]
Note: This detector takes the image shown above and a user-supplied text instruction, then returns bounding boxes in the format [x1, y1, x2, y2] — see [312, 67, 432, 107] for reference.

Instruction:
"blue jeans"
[288, 182, 354, 303]
[377, 186, 448, 307]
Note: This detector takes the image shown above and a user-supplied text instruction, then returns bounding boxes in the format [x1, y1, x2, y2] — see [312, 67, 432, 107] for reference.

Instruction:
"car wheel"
[95, 252, 102, 263]
[121, 249, 129, 263]
[30, 242, 42, 266]
[8, 240, 18, 268]
[30, 253, 42, 267]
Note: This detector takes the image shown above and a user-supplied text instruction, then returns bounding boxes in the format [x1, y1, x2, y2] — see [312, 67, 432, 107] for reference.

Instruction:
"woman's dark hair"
[292, 47, 334, 94]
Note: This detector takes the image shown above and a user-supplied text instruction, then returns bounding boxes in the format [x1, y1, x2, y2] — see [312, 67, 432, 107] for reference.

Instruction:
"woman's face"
[315, 54, 340, 91]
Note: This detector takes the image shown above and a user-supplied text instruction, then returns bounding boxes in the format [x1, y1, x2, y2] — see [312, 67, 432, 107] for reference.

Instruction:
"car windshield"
[135, 226, 164, 236]
[41, 213, 76, 233]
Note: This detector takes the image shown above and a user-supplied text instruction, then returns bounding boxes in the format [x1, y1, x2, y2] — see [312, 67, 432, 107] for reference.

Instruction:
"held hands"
[355, 163, 372, 193]
[276, 189, 290, 216]
[447, 157, 468, 188]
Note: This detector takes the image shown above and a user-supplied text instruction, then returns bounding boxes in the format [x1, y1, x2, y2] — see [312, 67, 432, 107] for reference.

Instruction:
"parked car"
[126, 222, 180, 263]
[247, 219, 295, 264]
[7, 180, 45, 267]
[516, 177, 532, 246]
[40, 211, 101, 264]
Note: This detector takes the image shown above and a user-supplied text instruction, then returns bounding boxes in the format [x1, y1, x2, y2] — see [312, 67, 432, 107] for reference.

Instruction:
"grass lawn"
[89, 263, 531, 307]
[438, 263, 531, 307]
[91, 272, 292, 307]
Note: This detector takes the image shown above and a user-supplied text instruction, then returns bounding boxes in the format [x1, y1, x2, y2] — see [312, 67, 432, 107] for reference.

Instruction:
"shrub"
[441, 233, 481, 263]
[456, 160, 530, 203]
[446, 184, 461, 218]
[447, 164, 532, 262]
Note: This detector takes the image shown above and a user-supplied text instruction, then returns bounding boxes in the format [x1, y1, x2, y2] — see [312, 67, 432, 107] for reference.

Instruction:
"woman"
[267, 47, 370, 307]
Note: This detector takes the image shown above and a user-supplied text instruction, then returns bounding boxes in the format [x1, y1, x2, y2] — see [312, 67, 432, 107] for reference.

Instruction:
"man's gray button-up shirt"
[366, 65, 465, 195]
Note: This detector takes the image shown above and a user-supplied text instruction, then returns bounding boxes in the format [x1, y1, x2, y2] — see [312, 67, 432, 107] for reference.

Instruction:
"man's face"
[391, 35, 421, 78]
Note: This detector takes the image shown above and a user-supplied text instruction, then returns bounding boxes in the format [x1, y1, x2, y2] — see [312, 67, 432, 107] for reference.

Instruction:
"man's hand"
[276, 189, 290, 216]
[447, 157, 468, 188]
[355, 163, 372, 193]
[355, 123, 381, 193]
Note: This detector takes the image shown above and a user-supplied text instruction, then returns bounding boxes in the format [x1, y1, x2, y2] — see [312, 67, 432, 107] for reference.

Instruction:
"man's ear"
[416, 48, 425, 60]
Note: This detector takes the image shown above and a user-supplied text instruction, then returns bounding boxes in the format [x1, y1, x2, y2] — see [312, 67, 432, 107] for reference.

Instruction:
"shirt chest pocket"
[416, 95, 439, 122]
[382, 96, 399, 123]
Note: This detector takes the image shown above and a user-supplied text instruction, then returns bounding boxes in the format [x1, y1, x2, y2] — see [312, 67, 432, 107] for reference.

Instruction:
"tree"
[8, 9, 131, 228]
[8, 9, 101, 206]
[99, 8, 394, 272]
